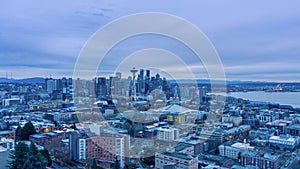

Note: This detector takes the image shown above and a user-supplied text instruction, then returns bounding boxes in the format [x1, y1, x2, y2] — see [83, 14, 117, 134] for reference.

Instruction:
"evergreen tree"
[203, 114, 208, 121]
[29, 141, 39, 156]
[53, 120, 58, 127]
[21, 121, 37, 140]
[7, 142, 47, 169]
[113, 156, 120, 169]
[91, 158, 98, 169]
[15, 125, 22, 142]
[7, 142, 29, 169]
[40, 148, 52, 167]
[23, 153, 47, 169]
[70, 123, 77, 130]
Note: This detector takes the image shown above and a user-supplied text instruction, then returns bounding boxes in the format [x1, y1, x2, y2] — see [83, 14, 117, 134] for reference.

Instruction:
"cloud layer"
[0, 0, 299, 81]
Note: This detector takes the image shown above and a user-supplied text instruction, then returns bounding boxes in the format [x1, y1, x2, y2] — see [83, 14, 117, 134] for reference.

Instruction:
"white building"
[157, 127, 179, 141]
[46, 78, 57, 94]
[257, 110, 279, 123]
[78, 139, 86, 160]
[222, 115, 242, 126]
[0, 137, 14, 150]
[269, 135, 299, 150]
[155, 152, 198, 169]
[2, 98, 21, 107]
[219, 142, 254, 160]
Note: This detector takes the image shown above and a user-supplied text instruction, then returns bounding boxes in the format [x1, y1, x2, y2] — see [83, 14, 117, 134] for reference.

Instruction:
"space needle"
[130, 67, 138, 100]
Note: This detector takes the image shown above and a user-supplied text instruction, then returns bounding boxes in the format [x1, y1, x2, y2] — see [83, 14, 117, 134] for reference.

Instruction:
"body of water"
[225, 91, 300, 108]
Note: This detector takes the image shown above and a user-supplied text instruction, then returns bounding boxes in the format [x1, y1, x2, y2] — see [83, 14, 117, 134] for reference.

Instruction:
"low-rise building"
[29, 132, 63, 155]
[177, 136, 205, 155]
[219, 142, 254, 160]
[287, 124, 300, 136]
[198, 155, 231, 168]
[222, 115, 243, 127]
[155, 152, 198, 169]
[167, 143, 194, 155]
[269, 135, 299, 150]
[240, 151, 280, 169]
[157, 127, 179, 141]
[249, 128, 276, 140]
[265, 120, 293, 134]
[0, 137, 14, 150]
[0, 130, 15, 140]
[257, 110, 279, 123]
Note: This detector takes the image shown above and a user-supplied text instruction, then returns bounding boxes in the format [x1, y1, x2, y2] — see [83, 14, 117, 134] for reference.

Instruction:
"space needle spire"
[130, 67, 138, 100]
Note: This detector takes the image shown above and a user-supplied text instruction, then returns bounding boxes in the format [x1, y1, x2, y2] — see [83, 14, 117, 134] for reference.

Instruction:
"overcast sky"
[0, 0, 300, 82]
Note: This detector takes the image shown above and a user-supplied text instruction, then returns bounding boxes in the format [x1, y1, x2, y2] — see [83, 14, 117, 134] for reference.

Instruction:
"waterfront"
[226, 91, 300, 108]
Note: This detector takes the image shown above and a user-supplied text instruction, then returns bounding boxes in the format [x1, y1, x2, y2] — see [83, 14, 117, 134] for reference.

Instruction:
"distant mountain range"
[169, 79, 279, 85]
[0, 77, 298, 85]
[0, 77, 45, 84]
[169, 79, 300, 85]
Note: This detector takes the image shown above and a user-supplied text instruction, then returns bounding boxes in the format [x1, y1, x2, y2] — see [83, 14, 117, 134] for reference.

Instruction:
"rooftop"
[264, 153, 280, 160]
[31, 134, 47, 139]
[162, 152, 196, 161]
[241, 151, 280, 160]
[269, 135, 296, 142]
[0, 130, 13, 135]
[287, 124, 300, 130]
[231, 142, 254, 150]
[174, 143, 193, 152]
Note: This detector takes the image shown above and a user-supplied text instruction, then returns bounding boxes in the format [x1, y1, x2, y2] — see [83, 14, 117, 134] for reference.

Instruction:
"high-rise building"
[45, 78, 57, 94]
[146, 69, 150, 79]
[81, 133, 130, 168]
[45, 77, 73, 101]
[130, 67, 138, 98]
[109, 76, 118, 95]
[199, 86, 207, 103]
[116, 72, 122, 79]
[70, 132, 79, 160]
[136, 69, 145, 96]
[95, 77, 107, 99]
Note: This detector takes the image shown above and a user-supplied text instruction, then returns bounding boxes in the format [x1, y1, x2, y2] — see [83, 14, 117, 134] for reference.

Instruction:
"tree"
[215, 148, 220, 155]
[113, 156, 120, 169]
[21, 121, 37, 140]
[7, 142, 47, 169]
[91, 158, 98, 169]
[23, 153, 47, 169]
[53, 120, 58, 127]
[40, 148, 52, 167]
[7, 142, 30, 169]
[203, 114, 208, 121]
[15, 125, 22, 142]
[29, 141, 39, 156]
[70, 123, 77, 130]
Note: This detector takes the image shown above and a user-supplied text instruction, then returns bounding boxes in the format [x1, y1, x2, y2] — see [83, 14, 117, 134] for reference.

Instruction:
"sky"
[0, 0, 300, 82]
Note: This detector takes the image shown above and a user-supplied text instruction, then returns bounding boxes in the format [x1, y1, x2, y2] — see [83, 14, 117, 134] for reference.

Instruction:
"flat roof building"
[155, 152, 198, 169]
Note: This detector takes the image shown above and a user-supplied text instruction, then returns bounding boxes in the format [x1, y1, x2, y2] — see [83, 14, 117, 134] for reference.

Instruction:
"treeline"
[7, 141, 52, 169]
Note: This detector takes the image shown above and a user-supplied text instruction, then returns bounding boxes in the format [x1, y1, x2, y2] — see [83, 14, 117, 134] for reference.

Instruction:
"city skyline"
[1, 0, 300, 82]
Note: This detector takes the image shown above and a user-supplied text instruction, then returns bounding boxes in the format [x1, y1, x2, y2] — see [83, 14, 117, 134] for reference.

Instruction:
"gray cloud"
[0, 0, 299, 81]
